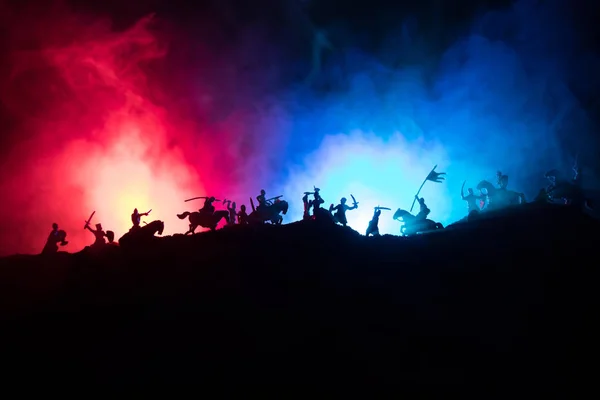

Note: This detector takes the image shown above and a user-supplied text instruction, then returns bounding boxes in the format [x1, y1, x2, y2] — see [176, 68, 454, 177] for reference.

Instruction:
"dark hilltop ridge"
[0, 203, 599, 392]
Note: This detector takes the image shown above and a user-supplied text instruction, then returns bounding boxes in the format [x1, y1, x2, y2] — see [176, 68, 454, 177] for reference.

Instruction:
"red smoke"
[0, 4, 269, 255]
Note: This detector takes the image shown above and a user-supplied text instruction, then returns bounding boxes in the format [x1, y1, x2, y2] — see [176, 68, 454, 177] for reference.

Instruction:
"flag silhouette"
[426, 169, 446, 183]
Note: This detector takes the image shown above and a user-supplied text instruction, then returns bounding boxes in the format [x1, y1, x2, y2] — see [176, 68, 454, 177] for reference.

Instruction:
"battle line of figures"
[42, 162, 588, 255]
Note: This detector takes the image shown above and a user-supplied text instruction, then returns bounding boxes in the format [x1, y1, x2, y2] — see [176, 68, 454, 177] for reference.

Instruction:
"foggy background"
[0, 0, 598, 254]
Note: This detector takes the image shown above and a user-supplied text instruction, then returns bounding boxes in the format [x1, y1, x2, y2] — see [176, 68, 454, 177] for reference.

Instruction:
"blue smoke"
[262, 0, 599, 234]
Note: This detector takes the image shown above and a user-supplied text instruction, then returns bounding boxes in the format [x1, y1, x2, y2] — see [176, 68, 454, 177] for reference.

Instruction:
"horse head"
[279, 200, 289, 215]
[156, 220, 165, 235]
[477, 180, 495, 195]
[393, 208, 408, 221]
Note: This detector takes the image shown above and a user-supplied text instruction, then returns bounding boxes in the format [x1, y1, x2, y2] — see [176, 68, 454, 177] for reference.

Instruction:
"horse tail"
[177, 212, 190, 219]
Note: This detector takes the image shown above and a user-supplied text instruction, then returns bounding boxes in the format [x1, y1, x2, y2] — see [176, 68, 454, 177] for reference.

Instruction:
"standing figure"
[302, 192, 313, 220]
[329, 196, 358, 227]
[311, 187, 324, 214]
[497, 171, 509, 190]
[223, 200, 238, 226]
[366, 208, 382, 237]
[42, 223, 68, 254]
[461, 182, 484, 213]
[238, 204, 249, 225]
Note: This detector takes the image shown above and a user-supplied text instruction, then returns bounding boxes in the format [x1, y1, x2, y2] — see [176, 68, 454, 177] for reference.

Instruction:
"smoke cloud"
[0, 0, 597, 255]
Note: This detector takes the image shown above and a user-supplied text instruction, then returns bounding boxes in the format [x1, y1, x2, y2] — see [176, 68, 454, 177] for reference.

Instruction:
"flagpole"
[410, 165, 437, 212]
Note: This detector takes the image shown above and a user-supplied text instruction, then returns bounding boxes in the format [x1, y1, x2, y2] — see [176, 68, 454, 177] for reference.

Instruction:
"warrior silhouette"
[238, 204, 249, 225]
[461, 186, 484, 213]
[366, 208, 381, 236]
[415, 195, 430, 220]
[256, 189, 268, 212]
[223, 200, 237, 226]
[302, 192, 312, 220]
[42, 223, 68, 254]
[200, 197, 217, 215]
[329, 197, 357, 227]
[497, 171, 509, 190]
[131, 208, 150, 230]
[85, 222, 107, 246]
[312, 187, 324, 213]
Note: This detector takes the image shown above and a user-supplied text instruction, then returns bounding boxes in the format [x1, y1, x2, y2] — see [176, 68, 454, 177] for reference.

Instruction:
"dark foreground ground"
[0, 203, 598, 393]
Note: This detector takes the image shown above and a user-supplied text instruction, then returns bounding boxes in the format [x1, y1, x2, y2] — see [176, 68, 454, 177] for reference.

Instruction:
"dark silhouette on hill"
[0, 203, 598, 392]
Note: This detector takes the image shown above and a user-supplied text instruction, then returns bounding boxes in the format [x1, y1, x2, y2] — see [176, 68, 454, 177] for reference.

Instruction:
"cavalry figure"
[476, 171, 525, 210]
[393, 208, 444, 236]
[248, 193, 289, 225]
[177, 196, 230, 233]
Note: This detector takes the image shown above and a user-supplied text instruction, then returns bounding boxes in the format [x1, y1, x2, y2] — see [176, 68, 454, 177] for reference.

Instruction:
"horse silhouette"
[248, 199, 289, 225]
[393, 208, 444, 236]
[477, 180, 525, 210]
[118, 220, 165, 248]
[177, 210, 230, 233]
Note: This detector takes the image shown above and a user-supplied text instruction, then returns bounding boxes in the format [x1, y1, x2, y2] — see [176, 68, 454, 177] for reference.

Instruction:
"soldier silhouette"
[415, 195, 430, 220]
[497, 171, 509, 190]
[223, 200, 237, 226]
[256, 190, 268, 212]
[200, 197, 217, 215]
[302, 192, 312, 220]
[312, 187, 324, 214]
[85, 222, 107, 246]
[238, 204, 249, 225]
[461, 183, 484, 213]
[366, 208, 382, 236]
[329, 197, 357, 227]
[42, 223, 68, 254]
[131, 208, 150, 230]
